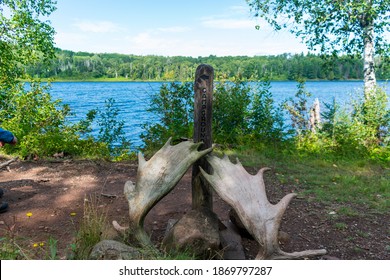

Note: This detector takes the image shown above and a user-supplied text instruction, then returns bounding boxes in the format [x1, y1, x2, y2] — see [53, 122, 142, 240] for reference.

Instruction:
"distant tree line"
[26, 49, 390, 81]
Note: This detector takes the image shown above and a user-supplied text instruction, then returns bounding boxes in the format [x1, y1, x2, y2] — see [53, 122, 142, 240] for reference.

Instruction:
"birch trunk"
[363, 20, 376, 97]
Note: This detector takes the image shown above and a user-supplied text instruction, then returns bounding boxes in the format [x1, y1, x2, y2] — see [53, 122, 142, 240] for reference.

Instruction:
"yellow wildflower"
[26, 212, 33, 218]
[33, 243, 38, 248]
[70, 212, 76, 216]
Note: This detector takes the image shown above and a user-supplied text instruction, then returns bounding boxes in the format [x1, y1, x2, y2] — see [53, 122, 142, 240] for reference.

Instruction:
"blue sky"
[51, 0, 308, 57]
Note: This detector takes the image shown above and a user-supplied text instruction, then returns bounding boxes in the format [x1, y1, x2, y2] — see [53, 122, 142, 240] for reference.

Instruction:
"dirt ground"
[0, 158, 388, 260]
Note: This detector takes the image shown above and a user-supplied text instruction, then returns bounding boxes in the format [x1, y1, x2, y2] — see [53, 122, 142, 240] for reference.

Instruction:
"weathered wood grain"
[192, 64, 214, 210]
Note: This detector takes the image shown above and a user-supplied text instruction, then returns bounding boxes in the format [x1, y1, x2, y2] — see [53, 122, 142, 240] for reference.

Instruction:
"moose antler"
[113, 138, 212, 247]
[200, 155, 327, 260]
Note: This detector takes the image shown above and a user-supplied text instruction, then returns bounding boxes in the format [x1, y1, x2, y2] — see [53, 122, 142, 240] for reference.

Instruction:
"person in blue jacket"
[0, 128, 18, 213]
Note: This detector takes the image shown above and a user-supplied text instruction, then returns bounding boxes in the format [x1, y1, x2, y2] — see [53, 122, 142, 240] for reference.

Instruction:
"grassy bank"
[222, 146, 389, 213]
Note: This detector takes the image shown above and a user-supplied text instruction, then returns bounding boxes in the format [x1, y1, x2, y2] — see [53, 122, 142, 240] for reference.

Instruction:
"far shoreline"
[23, 77, 383, 83]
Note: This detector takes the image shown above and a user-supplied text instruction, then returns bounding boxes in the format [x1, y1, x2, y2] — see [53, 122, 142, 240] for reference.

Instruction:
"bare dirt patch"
[0, 159, 388, 259]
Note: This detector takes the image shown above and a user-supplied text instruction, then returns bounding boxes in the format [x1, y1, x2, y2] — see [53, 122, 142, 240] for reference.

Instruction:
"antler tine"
[137, 151, 146, 170]
[256, 167, 271, 176]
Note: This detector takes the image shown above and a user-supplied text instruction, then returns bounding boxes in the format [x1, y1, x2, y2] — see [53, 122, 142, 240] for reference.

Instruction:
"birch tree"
[246, 0, 390, 96]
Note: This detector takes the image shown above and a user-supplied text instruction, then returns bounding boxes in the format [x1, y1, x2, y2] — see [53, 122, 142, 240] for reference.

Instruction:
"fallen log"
[0, 157, 18, 169]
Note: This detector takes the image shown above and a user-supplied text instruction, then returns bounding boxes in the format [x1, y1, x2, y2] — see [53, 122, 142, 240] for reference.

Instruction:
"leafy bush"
[141, 80, 256, 150]
[213, 80, 251, 145]
[141, 82, 194, 152]
[356, 87, 389, 148]
[248, 79, 285, 143]
[0, 81, 109, 158]
[141, 79, 287, 152]
[310, 86, 390, 158]
[94, 98, 132, 159]
[283, 79, 312, 137]
[320, 96, 340, 140]
[140, 78, 388, 162]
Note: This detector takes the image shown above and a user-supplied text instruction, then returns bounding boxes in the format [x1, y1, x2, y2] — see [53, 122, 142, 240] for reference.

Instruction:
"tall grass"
[228, 145, 389, 212]
[71, 195, 109, 259]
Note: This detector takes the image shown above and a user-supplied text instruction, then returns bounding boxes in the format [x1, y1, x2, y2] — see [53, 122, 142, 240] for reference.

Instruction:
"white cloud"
[54, 32, 87, 49]
[123, 31, 210, 56]
[131, 32, 159, 46]
[228, 5, 249, 15]
[73, 20, 123, 33]
[127, 32, 178, 54]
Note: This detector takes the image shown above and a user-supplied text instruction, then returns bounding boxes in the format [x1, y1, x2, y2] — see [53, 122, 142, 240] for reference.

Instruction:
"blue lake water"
[49, 81, 389, 147]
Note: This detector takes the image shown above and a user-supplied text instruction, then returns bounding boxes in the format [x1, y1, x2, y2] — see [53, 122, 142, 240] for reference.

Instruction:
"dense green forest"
[26, 49, 390, 81]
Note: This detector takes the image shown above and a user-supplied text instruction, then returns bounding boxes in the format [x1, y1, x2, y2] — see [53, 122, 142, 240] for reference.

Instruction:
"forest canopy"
[26, 49, 390, 81]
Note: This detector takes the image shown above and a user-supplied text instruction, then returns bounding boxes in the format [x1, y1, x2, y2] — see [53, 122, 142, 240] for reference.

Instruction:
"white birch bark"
[363, 21, 376, 97]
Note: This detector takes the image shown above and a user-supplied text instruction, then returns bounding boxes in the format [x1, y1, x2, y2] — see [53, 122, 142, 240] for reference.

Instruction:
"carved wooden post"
[192, 64, 214, 210]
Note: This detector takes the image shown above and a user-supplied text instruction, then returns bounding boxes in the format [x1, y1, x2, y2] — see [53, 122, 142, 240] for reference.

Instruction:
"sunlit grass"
[229, 145, 389, 212]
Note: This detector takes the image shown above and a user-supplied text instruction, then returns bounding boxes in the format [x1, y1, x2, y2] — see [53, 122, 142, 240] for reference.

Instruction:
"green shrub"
[0, 81, 109, 158]
[140, 78, 388, 162]
[141, 82, 194, 152]
[317, 86, 390, 158]
[141, 79, 287, 152]
[283, 79, 312, 138]
[213, 80, 251, 146]
[248, 79, 285, 143]
[94, 98, 132, 159]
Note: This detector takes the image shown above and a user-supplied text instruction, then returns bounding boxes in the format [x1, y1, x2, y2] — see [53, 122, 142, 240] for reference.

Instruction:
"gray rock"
[90, 240, 141, 260]
[162, 207, 220, 258]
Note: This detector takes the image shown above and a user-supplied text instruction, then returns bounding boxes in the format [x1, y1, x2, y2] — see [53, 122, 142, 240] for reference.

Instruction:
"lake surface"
[49, 81, 389, 147]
